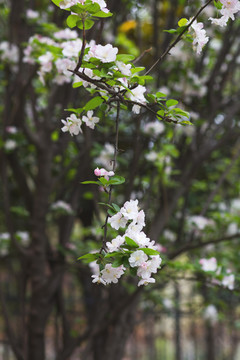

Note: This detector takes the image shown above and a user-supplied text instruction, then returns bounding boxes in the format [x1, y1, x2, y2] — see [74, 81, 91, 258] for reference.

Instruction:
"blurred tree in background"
[0, 0, 240, 359]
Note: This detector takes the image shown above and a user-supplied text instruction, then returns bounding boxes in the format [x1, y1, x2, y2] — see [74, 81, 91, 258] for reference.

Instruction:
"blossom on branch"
[190, 20, 209, 54]
[82, 110, 100, 129]
[61, 114, 82, 136]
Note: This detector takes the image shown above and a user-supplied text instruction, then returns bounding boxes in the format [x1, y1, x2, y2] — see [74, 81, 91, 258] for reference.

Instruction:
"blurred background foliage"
[0, 0, 240, 359]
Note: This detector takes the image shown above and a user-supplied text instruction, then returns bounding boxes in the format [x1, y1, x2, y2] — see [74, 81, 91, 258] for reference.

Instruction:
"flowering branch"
[145, 0, 214, 75]
[100, 101, 120, 253]
[74, 18, 86, 72]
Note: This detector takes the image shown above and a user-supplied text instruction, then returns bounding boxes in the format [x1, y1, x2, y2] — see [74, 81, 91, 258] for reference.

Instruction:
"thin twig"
[200, 139, 240, 217]
[145, 0, 214, 75]
[133, 47, 152, 64]
[100, 101, 120, 253]
[74, 19, 86, 72]
[168, 232, 240, 260]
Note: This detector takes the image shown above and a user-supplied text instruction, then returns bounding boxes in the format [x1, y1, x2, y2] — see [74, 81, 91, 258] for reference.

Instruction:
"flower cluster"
[0, 41, 19, 64]
[61, 111, 100, 135]
[60, 0, 109, 13]
[23, 29, 148, 114]
[199, 257, 235, 290]
[210, 0, 240, 27]
[23, 32, 80, 85]
[61, 114, 82, 136]
[51, 200, 73, 214]
[90, 200, 162, 286]
[190, 20, 209, 55]
[94, 167, 115, 179]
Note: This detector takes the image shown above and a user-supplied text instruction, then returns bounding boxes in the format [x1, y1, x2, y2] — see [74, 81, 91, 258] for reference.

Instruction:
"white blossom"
[199, 257, 218, 272]
[129, 250, 148, 267]
[127, 85, 146, 104]
[92, 274, 107, 285]
[116, 61, 132, 76]
[26, 9, 39, 19]
[108, 212, 128, 230]
[51, 200, 73, 214]
[120, 199, 139, 221]
[92, 0, 109, 12]
[190, 20, 209, 54]
[101, 264, 125, 284]
[106, 235, 125, 252]
[204, 305, 218, 324]
[4, 140, 17, 151]
[62, 39, 82, 58]
[188, 215, 214, 230]
[82, 110, 99, 129]
[138, 277, 156, 286]
[88, 44, 118, 63]
[54, 28, 78, 40]
[0, 41, 19, 63]
[222, 273, 235, 290]
[144, 121, 165, 136]
[59, 0, 78, 9]
[61, 114, 82, 136]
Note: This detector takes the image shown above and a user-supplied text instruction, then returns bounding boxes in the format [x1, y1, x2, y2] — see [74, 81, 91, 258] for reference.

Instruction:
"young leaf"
[112, 203, 121, 212]
[178, 18, 188, 27]
[77, 19, 95, 30]
[51, 0, 61, 7]
[116, 54, 135, 62]
[66, 15, 79, 28]
[78, 253, 101, 263]
[125, 237, 139, 248]
[93, 10, 113, 17]
[105, 251, 121, 258]
[112, 257, 124, 267]
[108, 175, 125, 185]
[166, 99, 179, 107]
[81, 180, 100, 185]
[73, 82, 83, 88]
[138, 248, 160, 256]
[85, 96, 104, 111]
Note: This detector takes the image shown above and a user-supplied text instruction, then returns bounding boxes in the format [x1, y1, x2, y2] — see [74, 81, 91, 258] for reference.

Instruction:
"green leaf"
[156, 92, 167, 98]
[99, 177, 109, 186]
[108, 209, 116, 216]
[125, 237, 139, 248]
[81, 180, 100, 185]
[64, 107, 83, 114]
[164, 29, 177, 34]
[77, 19, 95, 30]
[10, 206, 29, 217]
[112, 257, 123, 267]
[214, 0, 222, 9]
[173, 108, 189, 116]
[166, 99, 178, 107]
[105, 252, 121, 258]
[73, 81, 83, 88]
[98, 202, 114, 210]
[85, 96, 104, 111]
[116, 54, 135, 63]
[112, 203, 120, 212]
[180, 120, 193, 125]
[131, 67, 145, 74]
[78, 253, 101, 263]
[85, 2, 100, 13]
[108, 175, 125, 185]
[178, 18, 188, 27]
[51, 0, 61, 7]
[93, 10, 113, 17]
[66, 14, 79, 28]
[51, 130, 59, 142]
[139, 248, 160, 256]
[157, 110, 165, 118]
